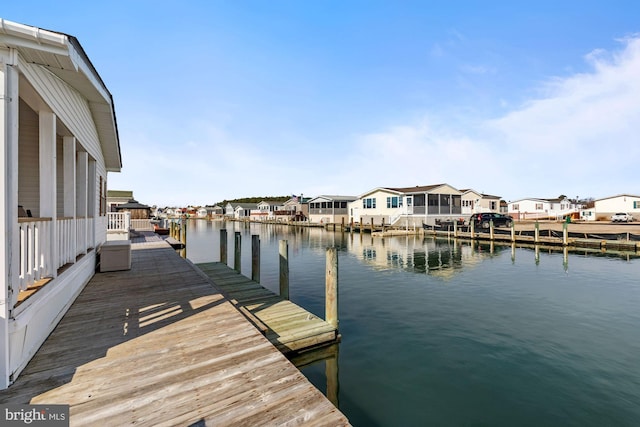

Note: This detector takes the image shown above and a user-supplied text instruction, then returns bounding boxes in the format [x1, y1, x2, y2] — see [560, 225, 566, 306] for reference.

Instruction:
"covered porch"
[1, 20, 121, 389]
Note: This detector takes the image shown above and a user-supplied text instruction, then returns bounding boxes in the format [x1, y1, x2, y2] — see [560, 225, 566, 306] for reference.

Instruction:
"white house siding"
[351, 189, 403, 226]
[508, 198, 575, 220]
[19, 59, 106, 169]
[594, 195, 640, 220]
[18, 100, 40, 216]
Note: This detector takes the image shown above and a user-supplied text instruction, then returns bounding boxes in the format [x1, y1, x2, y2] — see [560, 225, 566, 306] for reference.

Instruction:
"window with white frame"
[386, 196, 403, 209]
[363, 198, 377, 209]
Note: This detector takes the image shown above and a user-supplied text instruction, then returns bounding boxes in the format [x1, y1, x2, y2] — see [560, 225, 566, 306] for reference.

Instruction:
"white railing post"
[18, 219, 54, 290]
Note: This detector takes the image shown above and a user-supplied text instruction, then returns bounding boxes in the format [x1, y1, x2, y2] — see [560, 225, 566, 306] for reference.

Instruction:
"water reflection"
[184, 220, 640, 427]
[290, 343, 340, 407]
[345, 233, 513, 279]
[187, 220, 640, 280]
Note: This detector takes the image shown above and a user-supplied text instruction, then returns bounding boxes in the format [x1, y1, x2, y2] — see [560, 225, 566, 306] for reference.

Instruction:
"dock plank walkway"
[195, 262, 339, 354]
[0, 238, 350, 426]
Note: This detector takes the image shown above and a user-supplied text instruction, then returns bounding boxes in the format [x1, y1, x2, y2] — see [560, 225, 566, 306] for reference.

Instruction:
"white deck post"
[0, 61, 19, 389]
[76, 152, 88, 254]
[40, 110, 57, 275]
[87, 159, 97, 248]
[64, 136, 77, 259]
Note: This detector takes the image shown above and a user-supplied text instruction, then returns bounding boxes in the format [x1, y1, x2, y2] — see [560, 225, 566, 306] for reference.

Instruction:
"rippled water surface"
[185, 220, 640, 427]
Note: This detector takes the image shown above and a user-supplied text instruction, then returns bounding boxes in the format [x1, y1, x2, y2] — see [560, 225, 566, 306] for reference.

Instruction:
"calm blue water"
[185, 220, 640, 427]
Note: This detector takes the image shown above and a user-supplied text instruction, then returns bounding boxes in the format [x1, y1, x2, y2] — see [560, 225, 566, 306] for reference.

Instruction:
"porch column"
[40, 111, 57, 276]
[0, 61, 19, 390]
[76, 152, 88, 255]
[63, 136, 76, 259]
[87, 159, 96, 248]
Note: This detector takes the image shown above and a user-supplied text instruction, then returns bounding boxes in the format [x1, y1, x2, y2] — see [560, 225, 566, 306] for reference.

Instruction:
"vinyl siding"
[18, 59, 106, 168]
[18, 100, 40, 217]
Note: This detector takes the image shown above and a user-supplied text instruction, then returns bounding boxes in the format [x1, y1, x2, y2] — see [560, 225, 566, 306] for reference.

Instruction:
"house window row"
[363, 198, 376, 209]
[535, 203, 543, 210]
[386, 196, 403, 209]
[462, 200, 474, 208]
[309, 201, 348, 209]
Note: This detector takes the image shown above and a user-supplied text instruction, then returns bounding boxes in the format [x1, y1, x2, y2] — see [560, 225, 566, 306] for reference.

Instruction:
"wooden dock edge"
[188, 260, 341, 356]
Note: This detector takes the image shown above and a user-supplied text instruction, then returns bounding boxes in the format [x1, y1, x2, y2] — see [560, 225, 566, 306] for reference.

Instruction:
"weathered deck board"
[195, 262, 340, 354]
[0, 239, 350, 426]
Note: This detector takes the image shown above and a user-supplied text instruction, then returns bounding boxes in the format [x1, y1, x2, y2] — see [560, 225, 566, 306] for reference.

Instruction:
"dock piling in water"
[252, 234, 260, 282]
[325, 247, 338, 329]
[279, 240, 289, 300]
[220, 229, 227, 264]
[234, 231, 241, 272]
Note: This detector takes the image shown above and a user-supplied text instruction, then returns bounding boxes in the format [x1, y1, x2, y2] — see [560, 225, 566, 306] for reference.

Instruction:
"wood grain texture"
[196, 262, 339, 354]
[0, 237, 349, 426]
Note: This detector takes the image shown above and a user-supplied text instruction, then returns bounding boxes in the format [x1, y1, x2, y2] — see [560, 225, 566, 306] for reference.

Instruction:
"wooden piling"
[220, 229, 227, 264]
[252, 234, 260, 282]
[279, 240, 289, 300]
[511, 221, 515, 242]
[325, 247, 338, 329]
[234, 231, 241, 272]
[534, 221, 540, 243]
[490, 220, 494, 240]
[563, 223, 568, 245]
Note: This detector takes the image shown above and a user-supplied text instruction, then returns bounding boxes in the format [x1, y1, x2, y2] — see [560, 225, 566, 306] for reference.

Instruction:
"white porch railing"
[19, 216, 99, 291]
[389, 208, 406, 225]
[131, 218, 153, 231]
[76, 217, 90, 256]
[57, 218, 76, 267]
[107, 212, 130, 232]
[18, 219, 53, 291]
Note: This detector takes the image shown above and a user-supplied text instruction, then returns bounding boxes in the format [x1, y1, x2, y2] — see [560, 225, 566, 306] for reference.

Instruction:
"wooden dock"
[0, 235, 350, 426]
[195, 262, 340, 354]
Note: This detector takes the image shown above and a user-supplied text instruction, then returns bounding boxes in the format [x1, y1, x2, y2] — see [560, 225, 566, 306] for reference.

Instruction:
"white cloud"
[113, 36, 640, 206]
[340, 36, 640, 201]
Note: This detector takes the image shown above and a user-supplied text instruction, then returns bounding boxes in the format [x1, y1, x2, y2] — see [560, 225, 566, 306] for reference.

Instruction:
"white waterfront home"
[507, 197, 578, 220]
[196, 207, 208, 218]
[307, 195, 356, 225]
[0, 19, 121, 389]
[234, 203, 257, 219]
[590, 194, 640, 221]
[348, 184, 463, 227]
[460, 189, 502, 216]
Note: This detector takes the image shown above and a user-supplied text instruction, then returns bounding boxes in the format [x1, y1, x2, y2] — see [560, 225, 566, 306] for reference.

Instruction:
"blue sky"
[5, 1, 640, 206]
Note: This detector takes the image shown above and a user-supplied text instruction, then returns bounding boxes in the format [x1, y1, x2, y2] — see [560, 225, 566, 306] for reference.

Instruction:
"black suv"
[470, 213, 513, 228]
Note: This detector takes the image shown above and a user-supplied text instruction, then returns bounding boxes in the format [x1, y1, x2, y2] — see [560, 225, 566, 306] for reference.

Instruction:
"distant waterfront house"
[459, 189, 502, 216]
[107, 190, 133, 212]
[280, 196, 309, 221]
[349, 184, 463, 227]
[308, 195, 356, 225]
[592, 194, 640, 221]
[234, 203, 257, 219]
[1, 20, 121, 389]
[224, 203, 235, 217]
[251, 200, 277, 220]
[507, 197, 578, 220]
[206, 205, 224, 217]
